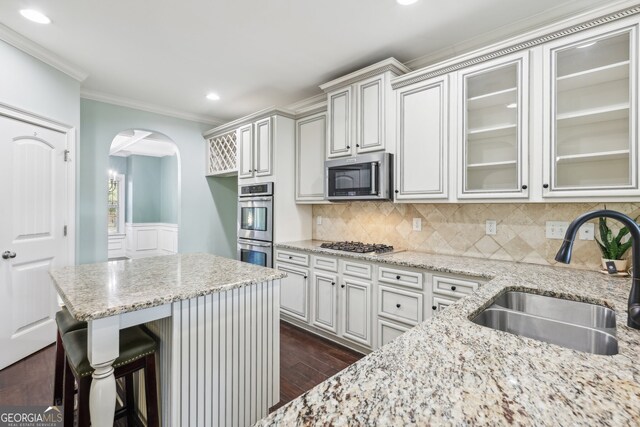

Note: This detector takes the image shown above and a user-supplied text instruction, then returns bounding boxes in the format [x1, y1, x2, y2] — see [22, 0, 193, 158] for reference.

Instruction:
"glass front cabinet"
[457, 52, 529, 198]
[542, 22, 638, 197]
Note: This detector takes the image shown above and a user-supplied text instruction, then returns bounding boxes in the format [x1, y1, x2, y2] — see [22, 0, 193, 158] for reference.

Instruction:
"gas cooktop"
[320, 241, 396, 254]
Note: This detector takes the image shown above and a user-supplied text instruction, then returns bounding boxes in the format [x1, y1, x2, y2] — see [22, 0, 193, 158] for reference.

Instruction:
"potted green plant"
[596, 216, 637, 271]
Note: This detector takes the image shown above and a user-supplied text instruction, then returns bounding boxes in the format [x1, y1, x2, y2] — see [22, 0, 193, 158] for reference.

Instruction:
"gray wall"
[0, 40, 80, 128]
[160, 155, 179, 223]
[80, 99, 237, 264]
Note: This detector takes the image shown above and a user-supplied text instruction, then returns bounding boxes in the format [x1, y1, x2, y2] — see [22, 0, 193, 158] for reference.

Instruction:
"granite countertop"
[50, 253, 286, 321]
[259, 240, 640, 425]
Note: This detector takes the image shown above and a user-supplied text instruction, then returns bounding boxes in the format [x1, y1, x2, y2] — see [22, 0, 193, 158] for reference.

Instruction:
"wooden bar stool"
[62, 326, 159, 427]
[53, 306, 87, 405]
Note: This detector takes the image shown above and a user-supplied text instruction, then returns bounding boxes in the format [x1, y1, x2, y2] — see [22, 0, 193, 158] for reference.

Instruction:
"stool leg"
[77, 376, 91, 427]
[125, 373, 136, 426]
[53, 329, 64, 406]
[63, 357, 74, 427]
[144, 355, 159, 427]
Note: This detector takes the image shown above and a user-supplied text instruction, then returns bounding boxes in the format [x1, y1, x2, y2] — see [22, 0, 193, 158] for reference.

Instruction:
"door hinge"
[63, 225, 68, 237]
[64, 150, 70, 162]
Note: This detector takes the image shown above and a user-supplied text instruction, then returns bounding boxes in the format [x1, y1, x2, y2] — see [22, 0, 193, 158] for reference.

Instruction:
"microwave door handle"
[370, 162, 378, 195]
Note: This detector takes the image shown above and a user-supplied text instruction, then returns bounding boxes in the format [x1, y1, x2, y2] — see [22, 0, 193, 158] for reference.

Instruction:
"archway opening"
[107, 129, 180, 260]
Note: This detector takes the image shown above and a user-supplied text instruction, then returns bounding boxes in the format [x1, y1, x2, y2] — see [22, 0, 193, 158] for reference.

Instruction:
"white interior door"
[0, 114, 68, 370]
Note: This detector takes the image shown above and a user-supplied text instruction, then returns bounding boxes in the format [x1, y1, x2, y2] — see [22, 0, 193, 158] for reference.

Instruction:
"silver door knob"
[2, 251, 16, 259]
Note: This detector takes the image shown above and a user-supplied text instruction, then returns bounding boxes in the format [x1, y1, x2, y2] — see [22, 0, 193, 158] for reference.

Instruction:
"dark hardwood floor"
[0, 321, 363, 415]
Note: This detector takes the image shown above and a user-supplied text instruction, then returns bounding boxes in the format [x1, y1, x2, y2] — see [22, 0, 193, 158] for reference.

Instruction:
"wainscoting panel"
[125, 223, 178, 258]
[145, 279, 281, 427]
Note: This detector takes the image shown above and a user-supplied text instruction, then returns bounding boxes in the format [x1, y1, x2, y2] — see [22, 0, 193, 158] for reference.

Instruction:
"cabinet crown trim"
[320, 57, 411, 93]
[203, 106, 295, 138]
[391, 5, 640, 89]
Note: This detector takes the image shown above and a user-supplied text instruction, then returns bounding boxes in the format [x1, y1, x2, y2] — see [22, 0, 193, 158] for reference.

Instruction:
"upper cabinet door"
[543, 22, 638, 197]
[296, 112, 327, 202]
[327, 87, 353, 158]
[356, 75, 385, 153]
[395, 75, 449, 201]
[458, 52, 529, 199]
[237, 123, 254, 179]
[254, 117, 272, 177]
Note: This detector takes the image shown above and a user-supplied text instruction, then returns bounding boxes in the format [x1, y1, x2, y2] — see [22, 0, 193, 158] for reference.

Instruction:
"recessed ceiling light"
[397, 0, 419, 5]
[19, 9, 51, 24]
[206, 93, 220, 101]
[577, 41, 597, 49]
[506, 103, 517, 109]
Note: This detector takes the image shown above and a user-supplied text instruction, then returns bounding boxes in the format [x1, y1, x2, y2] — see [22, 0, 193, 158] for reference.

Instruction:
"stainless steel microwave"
[325, 152, 393, 201]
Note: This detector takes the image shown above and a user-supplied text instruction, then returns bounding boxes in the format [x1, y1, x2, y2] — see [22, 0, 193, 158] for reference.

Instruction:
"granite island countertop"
[258, 240, 640, 425]
[50, 253, 286, 321]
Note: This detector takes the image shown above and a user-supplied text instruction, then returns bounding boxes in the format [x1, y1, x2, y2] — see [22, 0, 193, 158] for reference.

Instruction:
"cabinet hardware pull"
[356, 144, 360, 147]
[396, 303, 401, 308]
[396, 275, 401, 280]
[432, 306, 437, 310]
[304, 275, 308, 279]
[543, 183, 549, 189]
[451, 286, 457, 291]
[331, 282, 335, 286]
[521, 184, 528, 190]
[394, 190, 399, 194]
[288, 256, 293, 259]
[341, 284, 345, 288]
[346, 145, 351, 149]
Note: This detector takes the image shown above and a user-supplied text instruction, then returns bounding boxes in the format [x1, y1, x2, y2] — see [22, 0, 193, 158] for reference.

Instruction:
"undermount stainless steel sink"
[472, 291, 618, 355]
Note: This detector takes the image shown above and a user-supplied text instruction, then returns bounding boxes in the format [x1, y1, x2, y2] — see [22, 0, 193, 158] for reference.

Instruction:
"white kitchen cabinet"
[237, 123, 253, 179]
[327, 87, 352, 158]
[276, 262, 309, 322]
[395, 75, 449, 200]
[237, 117, 273, 180]
[457, 52, 530, 198]
[295, 111, 327, 202]
[542, 21, 639, 197]
[377, 318, 411, 347]
[431, 295, 456, 314]
[312, 272, 338, 333]
[341, 277, 372, 348]
[322, 58, 410, 159]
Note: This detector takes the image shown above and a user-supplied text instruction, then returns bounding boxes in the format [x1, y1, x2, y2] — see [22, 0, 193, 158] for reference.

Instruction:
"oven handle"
[238, 240, 273, 248]
[239, 196, 273, 202]
[370, 162, 379, 195]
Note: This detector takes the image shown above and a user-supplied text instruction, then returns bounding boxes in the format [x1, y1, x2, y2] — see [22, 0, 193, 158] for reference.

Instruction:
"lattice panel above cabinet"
[206, 131, 237, 176]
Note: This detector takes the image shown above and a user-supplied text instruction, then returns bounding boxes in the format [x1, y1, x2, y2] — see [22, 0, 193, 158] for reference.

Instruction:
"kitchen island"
[50, 253, 285, 427]
[257, 241, 640, 426]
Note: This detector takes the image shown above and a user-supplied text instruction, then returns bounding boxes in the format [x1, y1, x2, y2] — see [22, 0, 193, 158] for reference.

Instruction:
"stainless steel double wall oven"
[237, 182, 274, 267]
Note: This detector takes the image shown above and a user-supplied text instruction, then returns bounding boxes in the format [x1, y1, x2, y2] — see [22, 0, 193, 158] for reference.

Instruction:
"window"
[108, 173, 125, 234]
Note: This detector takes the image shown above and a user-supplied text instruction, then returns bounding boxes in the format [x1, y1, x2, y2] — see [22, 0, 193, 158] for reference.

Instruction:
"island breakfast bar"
[49, 253, 285, 427]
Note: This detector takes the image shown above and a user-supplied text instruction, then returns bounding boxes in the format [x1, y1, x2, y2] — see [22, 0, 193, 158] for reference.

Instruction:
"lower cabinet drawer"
[378, 266, 423, 290]
[431, 294, 457, 314]
[377, 318, 411, 348]
[342, 260, 372, 280]
[276, 250, 309, 267]
[432, 275, 479, 298]
[378, 285, 423, 326]
[313, 255, 338, 272]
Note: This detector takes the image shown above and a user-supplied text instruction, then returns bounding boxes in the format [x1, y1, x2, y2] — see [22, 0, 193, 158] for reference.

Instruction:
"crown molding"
[393, 0, 640, 89]
[0, 23, 88, 82]
[404, 0, 638, 71]
[81, 89, 224, 126]
[203, 106, 296, 138]
[319, 57, 411, 93]
[286, 93, 327, 117]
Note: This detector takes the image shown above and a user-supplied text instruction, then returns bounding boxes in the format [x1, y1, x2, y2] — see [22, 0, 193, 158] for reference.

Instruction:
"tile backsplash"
[312, 202, 640, 270]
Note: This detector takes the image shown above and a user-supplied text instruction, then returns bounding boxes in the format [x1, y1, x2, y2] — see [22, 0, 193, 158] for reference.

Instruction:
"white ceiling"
[0, 0, 616, 124]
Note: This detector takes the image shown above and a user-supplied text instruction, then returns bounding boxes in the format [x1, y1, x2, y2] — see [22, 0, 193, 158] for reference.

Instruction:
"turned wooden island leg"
[87, 316, 120, 427]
